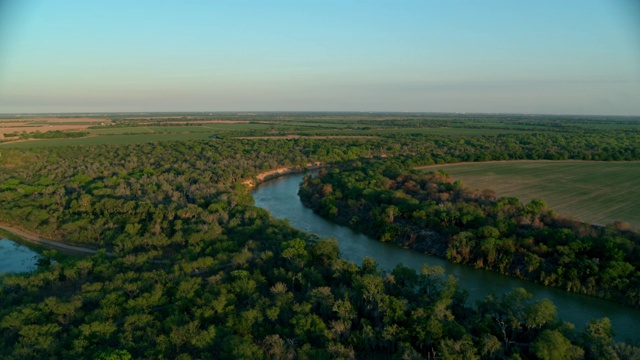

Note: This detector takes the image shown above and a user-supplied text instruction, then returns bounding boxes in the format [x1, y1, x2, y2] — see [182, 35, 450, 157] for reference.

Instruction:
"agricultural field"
[0, 115, 298, 148]
[2, 112, 639, 148]
[87, 127, 155, 135]
[423, 160, 640, 229]
[0, 117, 109, 139]
[0, 133, 217, 148]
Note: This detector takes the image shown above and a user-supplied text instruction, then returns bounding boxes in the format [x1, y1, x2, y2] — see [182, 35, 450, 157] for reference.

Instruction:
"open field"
[0, 116, 285, 146]
[84, 124, 273, 136]
[148, 123, 278, 132]
[0, 117, 110, 139]
[0, 133, 216, 148]
[1, 112, 639, 147]
[87, 127, 155, 135]
[422, 160, 640, 229]
[0, 124, 94, 137]
[0, 117, 108, 123]
[147, 125, 225, 133]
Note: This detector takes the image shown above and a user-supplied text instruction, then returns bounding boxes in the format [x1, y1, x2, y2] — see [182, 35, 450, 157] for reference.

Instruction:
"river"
[252, 172, 640, 343]
[0, 238, 40, 274]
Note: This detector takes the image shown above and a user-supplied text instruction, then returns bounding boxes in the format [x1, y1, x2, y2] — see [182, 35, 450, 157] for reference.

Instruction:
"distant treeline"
[3, 130, 88, 140]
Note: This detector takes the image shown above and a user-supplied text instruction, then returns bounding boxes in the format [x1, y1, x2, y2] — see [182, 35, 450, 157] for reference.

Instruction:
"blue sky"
[0, 0, 638, 115]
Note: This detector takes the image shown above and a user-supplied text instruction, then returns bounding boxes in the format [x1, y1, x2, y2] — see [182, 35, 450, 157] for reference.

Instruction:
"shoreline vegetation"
[241, 162, 325, 190]
[0, 162, 322, 256]
[299, 161, 640, 309]
[5, 155, 638, 314]
[5, 158, 637, 277]
[0, 224, 109, 257]
[0, 164, 324, 256]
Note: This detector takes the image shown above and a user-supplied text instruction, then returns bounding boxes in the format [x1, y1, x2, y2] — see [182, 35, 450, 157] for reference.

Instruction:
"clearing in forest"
[423, 160, 640, 230]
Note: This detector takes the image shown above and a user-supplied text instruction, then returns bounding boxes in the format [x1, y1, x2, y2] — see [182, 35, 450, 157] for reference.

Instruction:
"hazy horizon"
[2, 111, 640, 118]
[1, 1, 639, 115]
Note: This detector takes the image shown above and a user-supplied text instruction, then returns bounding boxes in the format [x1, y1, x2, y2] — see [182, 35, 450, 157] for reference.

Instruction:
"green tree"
[532, 330, 584, 360]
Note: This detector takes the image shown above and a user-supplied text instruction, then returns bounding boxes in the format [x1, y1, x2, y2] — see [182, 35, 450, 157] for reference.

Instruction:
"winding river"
[253, 172, 640, 343]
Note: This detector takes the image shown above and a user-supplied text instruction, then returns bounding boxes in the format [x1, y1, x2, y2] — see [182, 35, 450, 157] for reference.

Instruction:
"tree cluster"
[300, 161, 640, 308]
[2, 130, 88, 141]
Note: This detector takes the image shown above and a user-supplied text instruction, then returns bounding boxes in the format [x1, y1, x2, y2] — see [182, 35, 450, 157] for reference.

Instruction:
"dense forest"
[299, 161, 640, 308]
[1, 129, 639, 358]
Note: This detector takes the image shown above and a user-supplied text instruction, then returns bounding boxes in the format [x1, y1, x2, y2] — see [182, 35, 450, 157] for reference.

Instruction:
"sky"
[0, 0, 639, 115]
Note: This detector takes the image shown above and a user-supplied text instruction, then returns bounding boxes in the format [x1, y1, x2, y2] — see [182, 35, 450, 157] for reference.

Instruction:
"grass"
[423, 161, 640, 229]
[286, 122, 356, 128]
[88, 127, 155, 135]
[3, 115, 635, 149]
[88, 125, 230, 134]
[146, 125, 221, 133]
[0, 133, 216, 148]
[1, 123, 287, 148]
[197, 123, 285, 131]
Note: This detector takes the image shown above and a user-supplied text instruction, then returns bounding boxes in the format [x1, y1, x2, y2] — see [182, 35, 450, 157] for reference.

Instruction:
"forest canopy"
[1, 117, 639, 359]
[299, 161, 640, 308]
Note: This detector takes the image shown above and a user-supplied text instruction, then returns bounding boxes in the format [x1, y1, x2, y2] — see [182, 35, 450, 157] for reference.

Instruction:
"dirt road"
[0, 224, 112, 256]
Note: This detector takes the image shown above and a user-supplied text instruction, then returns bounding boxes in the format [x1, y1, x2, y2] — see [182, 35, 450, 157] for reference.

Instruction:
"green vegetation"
[0, 228, 39, 253]
[1, 133, 217, 148]
[0, 113, 639, 358]
[3, 112, 639, 148]
[2, 130, 88, 141]
[0, 228, 72, 267]
[424, 161, 640, 229]
[299, 161, 640, 307]
[146, 125, 222, 133]
[87, 127, 155, 135]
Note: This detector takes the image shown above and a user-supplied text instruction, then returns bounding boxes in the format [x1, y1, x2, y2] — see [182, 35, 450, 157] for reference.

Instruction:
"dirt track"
[0, 224, 112, 256]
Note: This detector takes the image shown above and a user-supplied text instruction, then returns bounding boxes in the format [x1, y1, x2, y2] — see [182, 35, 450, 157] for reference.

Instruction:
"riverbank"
[1, 163, 319, 257]
[253, 171, 640, 342]
[2, 164, 323, 255]
[242, 162, 325, 189]
[298, 162, 640, 310]
[0, 223, 109, 256]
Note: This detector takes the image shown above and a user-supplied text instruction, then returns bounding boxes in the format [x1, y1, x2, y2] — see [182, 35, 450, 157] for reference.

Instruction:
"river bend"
[252, 172, 640, 343]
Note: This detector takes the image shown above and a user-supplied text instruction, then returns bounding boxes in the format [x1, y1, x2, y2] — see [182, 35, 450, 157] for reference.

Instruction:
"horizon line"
[1, 111, 639, 118]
